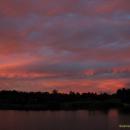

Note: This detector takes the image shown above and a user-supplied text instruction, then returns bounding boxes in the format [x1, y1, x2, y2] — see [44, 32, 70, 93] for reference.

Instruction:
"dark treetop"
[0, 88, 130, 110]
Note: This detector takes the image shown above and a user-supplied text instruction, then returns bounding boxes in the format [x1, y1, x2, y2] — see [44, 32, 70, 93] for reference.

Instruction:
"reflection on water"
[0, 109, 130, 130]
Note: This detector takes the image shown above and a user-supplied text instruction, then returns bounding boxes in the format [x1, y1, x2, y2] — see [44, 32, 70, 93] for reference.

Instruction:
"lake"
[0, 109, 130, 130]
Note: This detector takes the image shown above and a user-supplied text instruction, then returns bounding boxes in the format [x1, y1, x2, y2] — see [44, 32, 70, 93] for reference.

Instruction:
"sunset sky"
[0, 0, 130, 93]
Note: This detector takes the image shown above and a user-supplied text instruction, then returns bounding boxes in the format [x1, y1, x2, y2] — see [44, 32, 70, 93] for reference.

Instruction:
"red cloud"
[0, 0, 130, 93]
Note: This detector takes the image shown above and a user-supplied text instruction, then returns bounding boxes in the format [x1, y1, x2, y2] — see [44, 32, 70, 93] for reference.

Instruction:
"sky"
[0, 0, 130, 93]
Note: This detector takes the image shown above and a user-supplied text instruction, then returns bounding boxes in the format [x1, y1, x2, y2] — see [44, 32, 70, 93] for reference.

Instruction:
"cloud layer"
[0, 0, 130, 93]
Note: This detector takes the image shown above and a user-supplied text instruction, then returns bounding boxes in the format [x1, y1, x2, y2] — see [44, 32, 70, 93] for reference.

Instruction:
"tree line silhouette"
[0, 88, 130, 110]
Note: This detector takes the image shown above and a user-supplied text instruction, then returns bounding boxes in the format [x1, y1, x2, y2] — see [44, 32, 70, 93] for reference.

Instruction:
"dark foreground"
[0, 88, 130, 110]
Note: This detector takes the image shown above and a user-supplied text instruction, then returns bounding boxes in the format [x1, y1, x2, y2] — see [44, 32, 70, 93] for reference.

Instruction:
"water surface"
[0, 109, 130, 130]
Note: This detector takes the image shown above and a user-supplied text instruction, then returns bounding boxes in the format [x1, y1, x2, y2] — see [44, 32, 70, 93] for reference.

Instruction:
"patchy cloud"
[0, 0, 130, 93]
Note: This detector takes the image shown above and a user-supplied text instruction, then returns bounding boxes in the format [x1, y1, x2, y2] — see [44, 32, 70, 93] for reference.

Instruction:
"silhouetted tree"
[0, 88, 130, 110]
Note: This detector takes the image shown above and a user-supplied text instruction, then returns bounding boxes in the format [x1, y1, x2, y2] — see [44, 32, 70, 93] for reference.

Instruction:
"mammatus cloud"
[0, 0, 130, 93]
